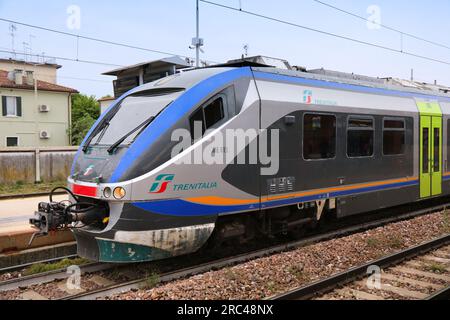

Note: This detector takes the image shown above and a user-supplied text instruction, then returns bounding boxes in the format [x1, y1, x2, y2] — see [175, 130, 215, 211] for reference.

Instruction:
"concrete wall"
[0, 88, 71, 147]
[0, 147, 78, 184]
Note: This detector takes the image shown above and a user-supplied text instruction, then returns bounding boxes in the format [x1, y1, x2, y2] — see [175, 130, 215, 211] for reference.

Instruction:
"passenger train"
[30, 60, 450, 263]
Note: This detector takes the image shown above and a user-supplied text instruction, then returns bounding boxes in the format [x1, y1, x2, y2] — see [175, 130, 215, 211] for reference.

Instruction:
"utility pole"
[196, 0, 200, 67]
[191, 0, 204, 68]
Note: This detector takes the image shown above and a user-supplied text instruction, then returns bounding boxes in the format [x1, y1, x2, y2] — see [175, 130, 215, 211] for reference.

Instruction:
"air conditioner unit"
[39, 130, 51, 139]
[39, 105, 50, 112]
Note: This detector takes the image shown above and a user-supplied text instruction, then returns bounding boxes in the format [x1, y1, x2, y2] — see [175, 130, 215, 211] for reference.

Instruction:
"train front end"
[29, 67, 255, 263]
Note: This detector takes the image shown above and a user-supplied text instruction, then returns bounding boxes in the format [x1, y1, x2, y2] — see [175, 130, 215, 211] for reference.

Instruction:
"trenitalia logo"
[303, 90, 313, 104]
[149, 174, 175, 194]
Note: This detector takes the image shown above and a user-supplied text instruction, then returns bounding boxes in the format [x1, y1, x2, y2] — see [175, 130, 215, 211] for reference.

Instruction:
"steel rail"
[270, 234, 450, 300]
[0, 262, 112, 292]
[63, 204, 450, 300]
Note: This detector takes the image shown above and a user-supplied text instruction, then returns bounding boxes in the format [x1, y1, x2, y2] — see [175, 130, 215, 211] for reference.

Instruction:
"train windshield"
[89, 89, 184, 148]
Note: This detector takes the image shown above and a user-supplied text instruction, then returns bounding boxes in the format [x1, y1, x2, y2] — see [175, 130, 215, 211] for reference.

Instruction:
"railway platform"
[0, 195, 75, 268]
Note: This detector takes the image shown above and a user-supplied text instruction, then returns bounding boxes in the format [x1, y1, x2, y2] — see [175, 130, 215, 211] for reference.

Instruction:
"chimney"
[7, 71, 15, 81]
[26, 71, 34, 86]
[14, 69, 23, 85]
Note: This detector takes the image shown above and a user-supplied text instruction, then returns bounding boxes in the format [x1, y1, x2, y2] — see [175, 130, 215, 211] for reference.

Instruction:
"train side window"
[347, 117, 374, 158]
[189, 108, 205, 139]
[189, 96, 226, 139]
[303, 114, 336, 160]
[204, 97, 225, 129]
[383, 118, 405, 156]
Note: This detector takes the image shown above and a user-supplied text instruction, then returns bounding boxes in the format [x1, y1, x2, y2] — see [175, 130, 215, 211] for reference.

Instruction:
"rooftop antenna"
[23, 42, 30, 62]
[9, 24, 17, 59]
[243, 44, 249, 57]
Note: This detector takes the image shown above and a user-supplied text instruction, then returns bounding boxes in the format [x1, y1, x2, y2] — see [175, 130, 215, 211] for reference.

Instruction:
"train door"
[418, 101, 442, 198]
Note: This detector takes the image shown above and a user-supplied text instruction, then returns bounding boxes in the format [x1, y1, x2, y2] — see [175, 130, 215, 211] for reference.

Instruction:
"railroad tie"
[21, 290, 48, 300]
[393, 266, 450, 282]
[334, 288, 385, 300]
[355, 280, 427, 299]
[405, 260, 450, 273]
[380, 273, 441, 290]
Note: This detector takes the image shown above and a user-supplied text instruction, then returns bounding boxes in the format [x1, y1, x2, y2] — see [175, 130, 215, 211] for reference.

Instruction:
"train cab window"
[303, 114, 336, 160]
[204, 97, 225, 129]
[347, 117, 374, 158]
[189, 96, 226, 139]
[383, 119, 405, 156]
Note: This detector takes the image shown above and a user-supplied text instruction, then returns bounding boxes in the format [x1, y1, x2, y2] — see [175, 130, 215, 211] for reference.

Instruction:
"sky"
[0, 0, 450, 98]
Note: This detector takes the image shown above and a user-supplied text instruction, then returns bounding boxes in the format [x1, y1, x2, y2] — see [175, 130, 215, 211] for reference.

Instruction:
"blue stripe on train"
[132, 179, 420, 217]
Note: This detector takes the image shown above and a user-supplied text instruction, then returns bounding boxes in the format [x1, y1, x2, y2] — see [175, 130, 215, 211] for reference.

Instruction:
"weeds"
[24, 257, 89, 276]
[425, 262, 447, 274]
[140, 272, 161, 290]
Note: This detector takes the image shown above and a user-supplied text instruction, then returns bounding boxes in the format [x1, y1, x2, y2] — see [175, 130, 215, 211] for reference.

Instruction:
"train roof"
[130, 67, 235, 94]
[128, 59, 450, 103]
[252, 66, 450, 101]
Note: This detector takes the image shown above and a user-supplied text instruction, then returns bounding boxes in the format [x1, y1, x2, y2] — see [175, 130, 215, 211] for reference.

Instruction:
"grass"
[0, 180, 66, 197]
[385, 235, 405, 249]
[287, 265, 307, 281]
[223, 268, 239, 281]
[425, 262, 447, 274]
[366, 237, 382, 248]
[140, 272, 161, 290]
[366, 235, 404, 250]
[266, 281, 280, 294]
[24, 257, 90, 276]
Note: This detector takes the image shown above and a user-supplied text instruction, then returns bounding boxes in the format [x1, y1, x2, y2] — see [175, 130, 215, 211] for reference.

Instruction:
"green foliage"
[24, 258, 90, 276]
[140, 272, 161, 290]
[69, 93, 100, 146]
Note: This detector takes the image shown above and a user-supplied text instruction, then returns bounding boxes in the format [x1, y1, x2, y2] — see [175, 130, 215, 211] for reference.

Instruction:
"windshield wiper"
[82, 119, 110, 153]
[107, 116, 156, 154]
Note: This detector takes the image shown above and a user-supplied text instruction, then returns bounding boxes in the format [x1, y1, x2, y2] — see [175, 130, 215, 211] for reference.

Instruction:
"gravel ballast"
[109, 211, 450, 300]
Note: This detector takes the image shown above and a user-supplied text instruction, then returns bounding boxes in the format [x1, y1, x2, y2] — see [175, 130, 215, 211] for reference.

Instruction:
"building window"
[303, 114, 336, 160]
[6, 137, 18, 147]
[347, 117, 374, 158]
[1, 96, 22, 117]
[383, 118, 405, 156]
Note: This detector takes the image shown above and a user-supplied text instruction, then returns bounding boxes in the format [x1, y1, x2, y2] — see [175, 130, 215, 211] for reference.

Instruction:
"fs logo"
[303, 90, 313, 104]
[149, 174, 175, 194]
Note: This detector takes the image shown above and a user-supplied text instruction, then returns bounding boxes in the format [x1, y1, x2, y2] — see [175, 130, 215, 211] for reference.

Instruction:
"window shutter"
[1, 96, 6, 116]
[16, 97, 22, 117]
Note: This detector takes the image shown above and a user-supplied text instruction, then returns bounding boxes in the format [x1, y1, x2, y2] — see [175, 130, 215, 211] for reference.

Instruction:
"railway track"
[0, 202, 448, 300]
[270, 234, 450, 301]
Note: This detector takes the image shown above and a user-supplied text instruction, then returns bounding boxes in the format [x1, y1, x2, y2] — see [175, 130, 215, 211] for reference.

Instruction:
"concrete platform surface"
[0, 195, 74, 253]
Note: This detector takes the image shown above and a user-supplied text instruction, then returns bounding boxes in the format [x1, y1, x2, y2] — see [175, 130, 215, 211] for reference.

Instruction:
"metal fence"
[0, 147, 78, 184]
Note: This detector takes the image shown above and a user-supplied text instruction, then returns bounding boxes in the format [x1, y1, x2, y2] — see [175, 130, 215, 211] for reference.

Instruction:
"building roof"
[0, 58, 62, 69]
[102, 56, 191, 76]
[98, 96, 115, 102]
[0, 70, 78, 93]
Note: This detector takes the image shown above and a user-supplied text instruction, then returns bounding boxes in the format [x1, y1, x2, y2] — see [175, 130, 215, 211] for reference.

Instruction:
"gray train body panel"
[68, 66, 450, 262]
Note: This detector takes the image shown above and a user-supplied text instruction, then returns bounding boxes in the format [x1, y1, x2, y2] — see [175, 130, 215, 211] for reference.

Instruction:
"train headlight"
[103, 187, 112, 198]
[113, 187, 126, 199]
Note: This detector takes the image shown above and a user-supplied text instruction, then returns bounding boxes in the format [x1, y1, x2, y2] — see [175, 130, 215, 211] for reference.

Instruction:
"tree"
[70, 93, 100, 146]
